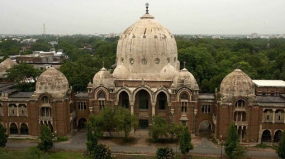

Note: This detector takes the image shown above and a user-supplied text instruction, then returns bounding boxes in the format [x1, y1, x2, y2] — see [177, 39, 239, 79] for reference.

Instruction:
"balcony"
[235, 121, 248, 126]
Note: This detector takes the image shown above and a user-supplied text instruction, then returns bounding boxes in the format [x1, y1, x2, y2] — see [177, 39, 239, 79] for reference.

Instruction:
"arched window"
[98, 92, 105, 99]
[42, 96, 49, 104]
[139, 90, 149, 109]
[20, 123, 29, 135]
[235, 100, 245, 108]
[181, 93, 188, 100]
[10, 123, 18, 135]
[158, 92, 167, 110]
[0, 103, 3, 116]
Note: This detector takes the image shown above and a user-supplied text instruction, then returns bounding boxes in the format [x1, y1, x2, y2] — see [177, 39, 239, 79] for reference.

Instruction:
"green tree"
[168, 123, 183, 141]
[5, 63, 42, 91]
[96, 107, 116, 137]
[155, 147, 174, 159]
[114, 106, 138, 141]
[179, 127, 193, 156]
[276, 130, 285, 159]
[93, 144, 111, 159]
[86, 114, 103, 153]
[148, 116, 168, 142]
[0, 123, 8, 148]
[37, 125, 53, 152]
[224, 122, 246, 159]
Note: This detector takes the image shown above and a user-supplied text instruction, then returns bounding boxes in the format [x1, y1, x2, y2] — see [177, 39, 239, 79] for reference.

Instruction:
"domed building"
[1, 4, 285, 144]
[88, 5, 200, 131]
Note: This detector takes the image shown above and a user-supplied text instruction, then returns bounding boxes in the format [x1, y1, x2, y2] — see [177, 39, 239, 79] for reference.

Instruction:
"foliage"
[179, 127, 193, 155]
[5, 63, 42, 91]
[56, 136, 68, 142]
[168, 123, 184, 141]
[149, 116, 183, 142]
[149, 116, 169, 142]
[276, 130, 285, 159]
[37, 125, 53, 152]
[0, 124, 8, 148]
[93, 144, 111, 159]
[155, 147, 174, 159]
[86, 114, 103, 153]
[97, 107, 116, 137]
[224, 122, 246, 159]
[114, 106, 138, 141]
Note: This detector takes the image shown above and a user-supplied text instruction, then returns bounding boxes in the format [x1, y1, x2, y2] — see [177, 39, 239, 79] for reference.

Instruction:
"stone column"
[130, 105, 134, 115]
[272, 109, 276, 123]
[152, 104, 155, 116]
[16, 104, 19, 117]
[241, 112, 243, 121]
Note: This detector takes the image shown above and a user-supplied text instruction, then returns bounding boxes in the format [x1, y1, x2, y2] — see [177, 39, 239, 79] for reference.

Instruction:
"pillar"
[152, 104, 155, 116]
[272, 109, 276, 123]
[130, 105, 134, 115]
[16, 104, 19, 117]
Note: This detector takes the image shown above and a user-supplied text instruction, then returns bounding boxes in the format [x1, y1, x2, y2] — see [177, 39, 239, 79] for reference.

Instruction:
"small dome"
[160, 64, 177, 79]
[93, 67, 114, 87]
[93, 67, 112, 80]
[113, 64, 130, 79]
[177, 68, 199, 90]
[0, 58, 17, 72]
[220, 69, 255, 97]
[36, 67, 69, 94]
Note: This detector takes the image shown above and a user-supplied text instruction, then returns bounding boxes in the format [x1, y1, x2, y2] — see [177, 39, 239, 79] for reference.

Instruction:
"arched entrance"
[10, 123, 18, 135]
[119, 91, 129, 108]
[135, 90, 151, 129]
[156, 92, 167, 110]
[78, 118, 87, 130]
[20, 123, 29, 135]
[262, 130, 271, 142]
[198, 120, 212, 137]
[274, 130, 282, 142]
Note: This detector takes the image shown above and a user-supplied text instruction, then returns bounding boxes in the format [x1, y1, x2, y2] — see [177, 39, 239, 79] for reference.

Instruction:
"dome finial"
[183, 61, 186, 69]
[102, 61, 105, 68]
[145, 3, 149, 14]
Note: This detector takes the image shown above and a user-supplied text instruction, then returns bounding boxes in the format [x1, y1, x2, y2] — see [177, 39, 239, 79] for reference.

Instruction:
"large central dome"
[114, 9, 179, 80]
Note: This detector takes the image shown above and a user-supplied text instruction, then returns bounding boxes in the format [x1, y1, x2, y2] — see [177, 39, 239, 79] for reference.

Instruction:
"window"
[139, 91, 149, 109]
[99, 101, 105, 110]
[181, 102, 187, 112]
[159, 93, 166, 110]
[181, 93, 188, 100]
[201, 105, 211, 113]
[42, 96, 49, 104]
[78, 102, 87, 110]
[235, 100, 245, 108]
[0, 104, 2, 116]
[98, 92, 105, 99]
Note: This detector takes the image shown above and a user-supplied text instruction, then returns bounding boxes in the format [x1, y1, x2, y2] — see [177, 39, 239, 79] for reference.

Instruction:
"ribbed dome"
[93, 67, 114, 87]
[160, 63, 177, 79]
[220, 69, 255, 97]
[36, 67, 69, 93]
[113, 64, 130, 79]
[116, 11, 178, 78]
[0, 58, 17, 72]
[177, 68, 199, 90]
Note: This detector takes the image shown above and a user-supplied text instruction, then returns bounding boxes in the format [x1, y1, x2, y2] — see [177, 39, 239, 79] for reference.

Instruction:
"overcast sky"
[1, 0, 284, 35]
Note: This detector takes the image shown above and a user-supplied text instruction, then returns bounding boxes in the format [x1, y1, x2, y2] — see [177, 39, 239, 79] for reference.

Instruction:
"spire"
[145, 3, 149, 14]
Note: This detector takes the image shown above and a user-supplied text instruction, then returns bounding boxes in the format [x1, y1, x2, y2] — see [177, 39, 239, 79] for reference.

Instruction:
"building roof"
[9, 92, 34, 98]
[75, 92, 88, 99]
[256, 96, 285, 103]
[252, 80, 285, 87]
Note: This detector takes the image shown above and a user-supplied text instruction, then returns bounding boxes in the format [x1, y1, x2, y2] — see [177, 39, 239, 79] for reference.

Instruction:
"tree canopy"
[276, 130, 285, 159]
[0, 123, 8, 148]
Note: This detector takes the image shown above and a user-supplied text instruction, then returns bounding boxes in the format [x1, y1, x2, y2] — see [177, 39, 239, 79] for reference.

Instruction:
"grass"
[100, 136, 138, 145]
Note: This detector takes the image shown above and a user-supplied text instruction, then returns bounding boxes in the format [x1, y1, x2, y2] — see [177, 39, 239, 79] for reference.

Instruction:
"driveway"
[6, 131, 278, 158]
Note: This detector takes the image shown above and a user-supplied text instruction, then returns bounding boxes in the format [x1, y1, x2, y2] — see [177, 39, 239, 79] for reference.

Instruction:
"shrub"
[93, 144, 111, 159]
[156, 147, 174, 159]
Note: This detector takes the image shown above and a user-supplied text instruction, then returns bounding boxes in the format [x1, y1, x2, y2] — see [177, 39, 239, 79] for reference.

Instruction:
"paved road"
[6, 131, 278, 158]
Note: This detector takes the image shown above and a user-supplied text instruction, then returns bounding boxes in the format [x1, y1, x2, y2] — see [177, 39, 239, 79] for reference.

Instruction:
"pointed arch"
[115, 88, 132, 105]
[20, 123, 29, 135]
[94, 87, 109, 100]
[132, 86, 154, 104]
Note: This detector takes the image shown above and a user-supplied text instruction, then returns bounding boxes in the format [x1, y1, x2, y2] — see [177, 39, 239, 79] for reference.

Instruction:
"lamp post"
[220, 135, 223, 159]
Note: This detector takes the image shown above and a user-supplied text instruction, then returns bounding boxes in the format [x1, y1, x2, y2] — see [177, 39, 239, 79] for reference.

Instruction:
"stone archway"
[20, 123, 29, 135]
[78, 117, 87, 130]
[199, 120, 212, 137]
[261, 130, 271, 142]
[274, 130, 282, 142]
